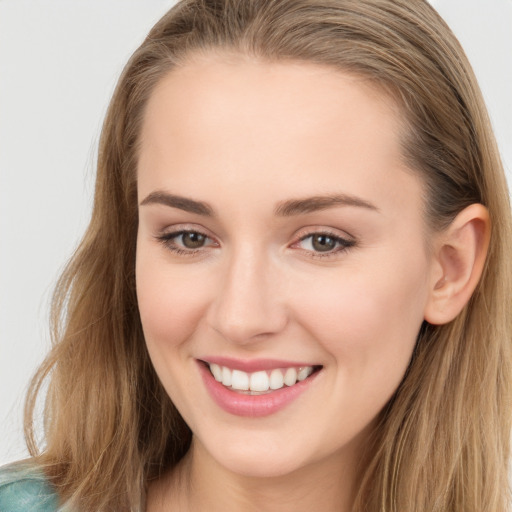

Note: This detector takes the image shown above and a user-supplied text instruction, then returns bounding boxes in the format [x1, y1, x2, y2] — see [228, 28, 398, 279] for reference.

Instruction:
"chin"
[199, 432, 316, 479]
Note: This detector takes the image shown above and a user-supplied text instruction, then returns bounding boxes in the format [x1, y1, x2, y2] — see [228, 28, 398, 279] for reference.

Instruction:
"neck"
[148, 434, 369, 512]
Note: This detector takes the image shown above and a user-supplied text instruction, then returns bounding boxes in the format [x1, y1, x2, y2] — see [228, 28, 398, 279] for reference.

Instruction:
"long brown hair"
[25, 1, 512, 510]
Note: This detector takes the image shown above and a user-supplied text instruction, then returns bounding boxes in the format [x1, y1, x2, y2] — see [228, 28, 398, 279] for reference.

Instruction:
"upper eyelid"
[292, 232, 355, 250]
[159, 224, 216, 239]
[294, 226, 355, 242]
[157, 225, 354, 241]
[159, 229, 217, 247]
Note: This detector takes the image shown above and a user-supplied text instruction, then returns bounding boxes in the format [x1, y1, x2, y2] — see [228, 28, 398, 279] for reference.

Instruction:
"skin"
[135, 54, 487, 511]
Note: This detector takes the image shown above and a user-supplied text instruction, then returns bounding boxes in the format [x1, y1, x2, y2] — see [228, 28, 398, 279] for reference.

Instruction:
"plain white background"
[0, 0, 511, 465]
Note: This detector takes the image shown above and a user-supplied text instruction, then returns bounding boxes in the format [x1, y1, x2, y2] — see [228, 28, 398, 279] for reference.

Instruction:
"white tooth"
[250, 371, 270, 392]
[297, 366, 313, 381]
[221, 366, 232, 387]
[210, 363, 222, 382]
[284, 367, 297, 386]
[269, 369, 284, 390]
[231, 369, 250, 390]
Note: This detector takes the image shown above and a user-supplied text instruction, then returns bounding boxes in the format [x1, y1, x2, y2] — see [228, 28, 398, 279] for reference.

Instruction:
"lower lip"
[198, 362, 320, 417]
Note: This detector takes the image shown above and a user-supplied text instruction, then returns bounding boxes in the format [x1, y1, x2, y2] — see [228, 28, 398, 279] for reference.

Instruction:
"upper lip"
[198, 356, 321, 373]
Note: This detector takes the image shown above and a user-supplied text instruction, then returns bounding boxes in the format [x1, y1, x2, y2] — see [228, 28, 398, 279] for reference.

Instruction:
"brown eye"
[181, 232, 207, 249]
[295, 231, 355, 257]
[311, 234, 337, 252]
[157, 229, 216, 255]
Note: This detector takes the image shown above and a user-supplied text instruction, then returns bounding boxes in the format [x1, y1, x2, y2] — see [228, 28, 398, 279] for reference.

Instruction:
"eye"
[177, 231, 208, 249]
[295, 231, 355, 257]
[156, 229, 217, 254]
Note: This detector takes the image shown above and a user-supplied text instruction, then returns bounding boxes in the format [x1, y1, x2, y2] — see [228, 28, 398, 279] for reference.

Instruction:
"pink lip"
[197, 360, 321, 417]
[199, 356, 316, 373]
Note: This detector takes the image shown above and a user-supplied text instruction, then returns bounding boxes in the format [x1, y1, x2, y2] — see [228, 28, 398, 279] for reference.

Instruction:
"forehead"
[137, 54, 421, 218]
[140, 54, 403, 154]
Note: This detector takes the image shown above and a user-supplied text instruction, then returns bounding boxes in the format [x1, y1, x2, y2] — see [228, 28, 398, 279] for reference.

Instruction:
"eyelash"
[294, 230, 356, 259]
[156, 230, 216, 257]
[156, 229, 355, 259]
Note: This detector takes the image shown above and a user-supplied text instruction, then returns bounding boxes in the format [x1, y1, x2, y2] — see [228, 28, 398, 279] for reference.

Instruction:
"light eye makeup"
[156, 229, 218, 256]
[155, 227, 356, 259]
[294, 231, 356, 259]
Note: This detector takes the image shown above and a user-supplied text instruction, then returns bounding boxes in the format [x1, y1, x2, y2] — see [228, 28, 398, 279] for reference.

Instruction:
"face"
[136, 55, 435, 478]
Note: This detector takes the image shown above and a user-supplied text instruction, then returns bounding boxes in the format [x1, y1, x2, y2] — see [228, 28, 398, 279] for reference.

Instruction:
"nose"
[206, 246, 288, 345]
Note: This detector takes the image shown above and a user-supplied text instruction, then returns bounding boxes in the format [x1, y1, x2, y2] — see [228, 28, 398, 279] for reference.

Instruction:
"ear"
[424, 204, 490, 325]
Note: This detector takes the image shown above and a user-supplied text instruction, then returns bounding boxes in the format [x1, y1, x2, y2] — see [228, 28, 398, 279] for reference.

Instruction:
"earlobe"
[424, 204, 490, 325]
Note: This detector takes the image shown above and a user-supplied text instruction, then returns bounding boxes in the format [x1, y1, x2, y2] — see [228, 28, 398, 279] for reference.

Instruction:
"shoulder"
[0, 461, 60, 512]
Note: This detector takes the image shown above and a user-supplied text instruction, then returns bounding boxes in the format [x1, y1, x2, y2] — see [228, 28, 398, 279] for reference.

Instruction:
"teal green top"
[0, 463, 60, 512]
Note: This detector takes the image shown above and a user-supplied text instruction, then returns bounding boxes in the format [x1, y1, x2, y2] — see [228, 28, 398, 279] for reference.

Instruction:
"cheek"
[293, 252, 429, 373]
[289, 257, 430, 444]
[135, 249, 210, 352]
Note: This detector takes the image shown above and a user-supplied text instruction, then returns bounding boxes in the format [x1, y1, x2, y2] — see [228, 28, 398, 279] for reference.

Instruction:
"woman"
[1, 0, 510, 510]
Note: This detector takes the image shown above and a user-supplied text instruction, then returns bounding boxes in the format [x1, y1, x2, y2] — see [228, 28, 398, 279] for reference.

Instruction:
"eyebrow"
[274, 194, 378, 216]
[140, 191, 214, 216]
[139, 191, 378, 217]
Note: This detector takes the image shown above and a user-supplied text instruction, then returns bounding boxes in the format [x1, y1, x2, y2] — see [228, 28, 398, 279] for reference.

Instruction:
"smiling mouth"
[201, 361, 323, 395]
